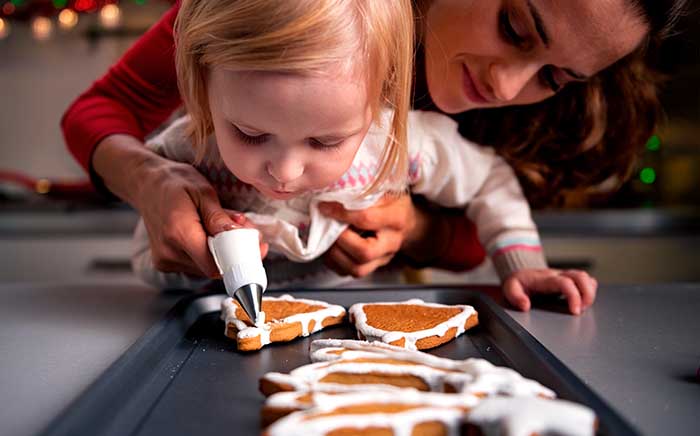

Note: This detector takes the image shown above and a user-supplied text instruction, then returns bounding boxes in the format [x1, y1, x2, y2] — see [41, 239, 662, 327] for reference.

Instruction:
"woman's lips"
[462, 64, 489, 104]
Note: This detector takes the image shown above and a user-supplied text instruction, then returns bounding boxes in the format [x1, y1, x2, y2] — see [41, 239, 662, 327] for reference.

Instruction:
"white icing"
[262, 357, 477, 394]
[254, 311, 266, 328]
[265, 390, 478, 436]
[220, 295, 345, 348]
[264, 392, 595, 436]
[348, 299, 477, 350]
[467, 396, 596, 436]
[264, 390, 479, 413]
[307, 339, 555, 398]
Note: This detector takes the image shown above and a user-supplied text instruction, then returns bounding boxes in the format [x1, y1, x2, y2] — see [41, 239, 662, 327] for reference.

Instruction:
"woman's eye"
[499, 9, 527, 47]
[539, 65, 561, 92]
[233, 125, 269, 145]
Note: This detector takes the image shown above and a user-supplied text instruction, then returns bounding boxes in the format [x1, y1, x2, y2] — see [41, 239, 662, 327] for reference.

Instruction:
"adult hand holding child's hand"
[93, 134, 267, 279]
[320, 194, 419, 278]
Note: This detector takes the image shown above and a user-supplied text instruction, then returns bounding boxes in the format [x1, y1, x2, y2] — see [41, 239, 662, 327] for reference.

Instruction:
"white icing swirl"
[220, 295, 345, 347]
[467, 396, 596, 436]
[265, 390, 478, 436]
[348, 299, 477, 350]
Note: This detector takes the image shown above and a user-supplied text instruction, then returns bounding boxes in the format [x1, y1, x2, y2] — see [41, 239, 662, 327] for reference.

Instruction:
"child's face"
[207, 66, 373, 200]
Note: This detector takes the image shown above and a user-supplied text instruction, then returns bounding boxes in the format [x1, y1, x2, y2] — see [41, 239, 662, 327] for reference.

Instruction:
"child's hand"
[222, 210, 269, 259]
[503, 269, 597, 315]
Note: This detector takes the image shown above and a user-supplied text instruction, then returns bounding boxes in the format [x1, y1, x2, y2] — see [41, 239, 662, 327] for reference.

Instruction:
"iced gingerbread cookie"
[261, 389, 480, 427]
[260, 340, 554, 399]
[464, 396, 597, 436]
[309, 339, 555, 398]
[262, 390, 479, 435]
[348, 299, 478, 350]
[221, 294, 345, 351]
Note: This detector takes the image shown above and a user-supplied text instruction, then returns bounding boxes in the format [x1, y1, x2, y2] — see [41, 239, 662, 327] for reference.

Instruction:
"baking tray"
[41, 286, 640, 436]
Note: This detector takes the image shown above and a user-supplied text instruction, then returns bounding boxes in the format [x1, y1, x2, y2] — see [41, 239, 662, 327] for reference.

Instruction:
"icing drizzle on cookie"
[264, 390, 478, 436]
[262, 340, 554, 398]
[308, 339, 556, 398]
[221, 294, 346, 348]
[348, 299, 477, 350]
[466, 396, 596, 436]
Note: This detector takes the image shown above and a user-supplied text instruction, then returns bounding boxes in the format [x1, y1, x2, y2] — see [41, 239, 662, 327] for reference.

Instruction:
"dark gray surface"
[0, 282, 180, 436]
[507, 284, 700, 436]
[1, 282, 698, 436]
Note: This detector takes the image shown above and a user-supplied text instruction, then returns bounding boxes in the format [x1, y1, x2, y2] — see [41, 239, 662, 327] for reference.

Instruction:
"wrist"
[400, 203, 451, 266]
[492, 248, 548, 282]
[92, 134, 161, 207]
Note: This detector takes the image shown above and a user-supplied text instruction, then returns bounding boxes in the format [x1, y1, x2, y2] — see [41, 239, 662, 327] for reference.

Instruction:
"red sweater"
[60, 4, 486, 270]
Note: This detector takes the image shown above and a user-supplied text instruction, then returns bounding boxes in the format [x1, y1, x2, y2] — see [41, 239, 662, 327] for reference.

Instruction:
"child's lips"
[262, 186, 298, 199]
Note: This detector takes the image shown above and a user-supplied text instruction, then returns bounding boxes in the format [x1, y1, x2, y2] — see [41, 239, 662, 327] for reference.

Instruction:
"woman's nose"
[488, 61, 540, 102]
[266, 157, 304, 184]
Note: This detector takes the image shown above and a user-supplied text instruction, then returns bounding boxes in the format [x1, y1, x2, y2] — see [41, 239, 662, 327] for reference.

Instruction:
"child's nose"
[266, 159, 304, 184]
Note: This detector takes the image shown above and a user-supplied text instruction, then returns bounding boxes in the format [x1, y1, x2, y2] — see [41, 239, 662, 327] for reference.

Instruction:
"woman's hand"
[93, 134, 267, 278]
[503, 269, 598, 315]
[320, 194, 446, 277]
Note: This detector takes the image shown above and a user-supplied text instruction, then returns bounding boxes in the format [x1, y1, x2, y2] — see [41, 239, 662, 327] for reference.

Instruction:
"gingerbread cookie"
[309, 339, 555, 398]
[348, 299, 478, 350]
[465, 396, 597, 436]
[220, 294, 345, 351]
[260, 340, 554, 399]
[262, 390, 479, 435]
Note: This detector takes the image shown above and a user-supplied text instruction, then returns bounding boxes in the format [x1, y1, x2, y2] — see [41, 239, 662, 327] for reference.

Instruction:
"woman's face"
[424, 0, 649, 113]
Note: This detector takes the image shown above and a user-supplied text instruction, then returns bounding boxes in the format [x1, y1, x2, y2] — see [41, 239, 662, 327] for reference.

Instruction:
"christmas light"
[646, 135, 661, 151]
[74, 0, 95, 12]
[58, 9, 79, 30]
[640, 167, 656, 185]
[31, 17, 53, 41]
[99, 3, 121, 29]
[53, 0, 68, 8]
[0, 18, 9, 40]
[2, 2, 16, 15]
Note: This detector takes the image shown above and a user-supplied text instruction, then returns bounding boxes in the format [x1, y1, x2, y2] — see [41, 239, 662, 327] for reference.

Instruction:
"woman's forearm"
[401, 204, 486, 271]
[399, 202, 452, 264]
[91, 134, 162, 207]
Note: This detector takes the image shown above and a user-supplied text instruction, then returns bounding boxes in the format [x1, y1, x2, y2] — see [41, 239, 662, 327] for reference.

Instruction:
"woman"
[62, 0, 685, 313]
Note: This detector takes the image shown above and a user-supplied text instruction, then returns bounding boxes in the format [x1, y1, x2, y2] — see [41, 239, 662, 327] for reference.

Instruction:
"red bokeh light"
[73, 0, 96, 12]
[2, 2, 16, 15]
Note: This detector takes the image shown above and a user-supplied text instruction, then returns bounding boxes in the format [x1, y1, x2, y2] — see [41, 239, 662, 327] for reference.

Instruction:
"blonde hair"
[175, 0, 414, 193]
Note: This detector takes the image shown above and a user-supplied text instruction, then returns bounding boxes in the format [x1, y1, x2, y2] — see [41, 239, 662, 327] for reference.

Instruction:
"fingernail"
[574, 306, 581, 315]
[230, 212, 245, 224]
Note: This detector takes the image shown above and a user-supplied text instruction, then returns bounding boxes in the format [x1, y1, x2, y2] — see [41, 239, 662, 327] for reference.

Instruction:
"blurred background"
[0, 0, 698, 285]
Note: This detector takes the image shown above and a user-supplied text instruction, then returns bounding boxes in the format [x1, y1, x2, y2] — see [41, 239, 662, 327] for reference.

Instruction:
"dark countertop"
[1, 281, 698, 436]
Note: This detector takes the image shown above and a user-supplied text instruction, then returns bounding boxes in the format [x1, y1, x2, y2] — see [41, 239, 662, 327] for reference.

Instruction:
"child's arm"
[408, 111, 596, 314]
[466, 155, 596, 315]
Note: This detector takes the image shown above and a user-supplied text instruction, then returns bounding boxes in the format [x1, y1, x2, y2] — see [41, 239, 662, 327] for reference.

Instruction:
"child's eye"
[309, 138, 343, 150]
[233, 124, 269, 145]
[539, 65, 561, 92]
[499, 9, 527, 48]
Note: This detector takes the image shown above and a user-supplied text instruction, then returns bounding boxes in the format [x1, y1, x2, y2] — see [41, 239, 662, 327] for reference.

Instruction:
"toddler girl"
[133, 0, 594, 311]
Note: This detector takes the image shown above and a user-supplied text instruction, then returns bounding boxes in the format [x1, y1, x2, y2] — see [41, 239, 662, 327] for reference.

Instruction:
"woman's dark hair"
[422, 0, 688, 207]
